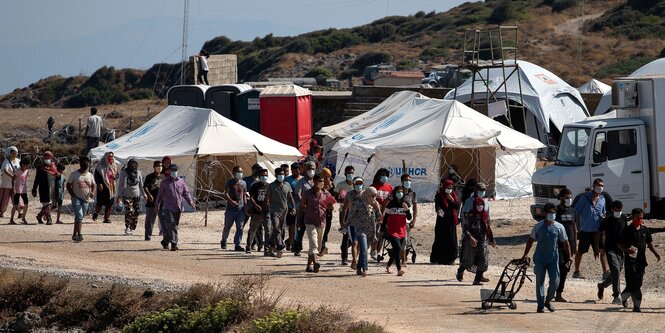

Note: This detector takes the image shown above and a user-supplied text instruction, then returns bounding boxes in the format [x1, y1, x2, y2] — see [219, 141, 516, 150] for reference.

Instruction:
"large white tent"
[90, 105, 302, 197]
[577, 79, 611, 94]
[445, 60, 589, 143]
[332, 97, 545, 201]
[595, 58, 665, 115]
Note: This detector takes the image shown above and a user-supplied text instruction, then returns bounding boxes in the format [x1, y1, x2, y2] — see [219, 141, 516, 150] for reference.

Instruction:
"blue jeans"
[71, 196, 89, 224]
[358, 232, 369, 271]
[222, 208, 245, 246]
[534, 259, 560, 309]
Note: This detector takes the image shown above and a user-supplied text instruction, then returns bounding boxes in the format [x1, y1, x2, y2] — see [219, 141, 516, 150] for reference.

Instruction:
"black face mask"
[80, 163, 89, 170]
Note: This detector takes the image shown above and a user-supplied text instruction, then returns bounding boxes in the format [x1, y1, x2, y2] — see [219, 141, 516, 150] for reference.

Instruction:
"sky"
[0, 0, 469, 94]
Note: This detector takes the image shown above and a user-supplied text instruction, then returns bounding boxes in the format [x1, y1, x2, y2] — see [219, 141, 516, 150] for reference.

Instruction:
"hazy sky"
[0, 0, 469, 94]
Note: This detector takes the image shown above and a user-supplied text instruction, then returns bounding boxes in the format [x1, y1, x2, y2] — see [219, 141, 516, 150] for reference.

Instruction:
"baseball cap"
[170, 164, 179, 171]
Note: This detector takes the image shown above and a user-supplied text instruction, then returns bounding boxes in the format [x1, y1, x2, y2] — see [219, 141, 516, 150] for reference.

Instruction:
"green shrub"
[183, 299, 244, 332]
[305, 67, 333, 78]
[596, 57, 655, 78]
[122, 306, 189, 333]
[551, 0, 577, 12]
[420, 48, 448, 61]
[129, 89, 153, 100]
[351, 52, 392, 69]
[251, 310, 303, 333]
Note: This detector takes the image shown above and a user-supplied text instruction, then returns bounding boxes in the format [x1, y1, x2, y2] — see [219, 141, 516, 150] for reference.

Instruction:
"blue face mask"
[402, 181, 411, 189]
[235, 172, 243, 180]
[380, 175, 388, 183]
[260, 176, 269, 183]
[171, 171, 178, 179]
[346, 173, 354, 182]
[477, 191, 486, 198]
[396, 192, 404, 200]
[546, 213, 556, 222]
[276, 175, 285, 182]
[354, 185, 363, 191]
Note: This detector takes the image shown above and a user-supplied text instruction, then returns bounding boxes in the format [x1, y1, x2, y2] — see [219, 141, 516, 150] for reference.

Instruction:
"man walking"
[155, 164, 195, 251]
[245, 169, 269, 254]
[284, 162, 302, 251]
[300, 175, 336, 273]
[572, 178, 606, 279]
[84, 107, 103, 156]
[336, 165, 355, 265]
[264, 167, 296, 257]
[292, 161, 316, 256]
[596, 200, 627, 304]
[66, 156, 95, 242]
[221, 166, 247, 251]
[618, 208, 660, 312]
[522, 202, 572, 313]
[143, 160, 163, 240]
[554, 188, 578, 302]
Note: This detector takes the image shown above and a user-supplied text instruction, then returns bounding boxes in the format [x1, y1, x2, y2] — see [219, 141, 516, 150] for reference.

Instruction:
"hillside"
[1, 0, 664, 108]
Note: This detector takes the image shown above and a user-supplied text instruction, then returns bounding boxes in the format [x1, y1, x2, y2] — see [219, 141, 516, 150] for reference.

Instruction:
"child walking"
[9, 158, 30, 225]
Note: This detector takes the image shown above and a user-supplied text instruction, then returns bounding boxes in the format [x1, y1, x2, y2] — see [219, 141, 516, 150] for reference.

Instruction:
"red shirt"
[302, 188, 336, 228]
[386, 207, 408, 238]
[371, 183, 393, 205]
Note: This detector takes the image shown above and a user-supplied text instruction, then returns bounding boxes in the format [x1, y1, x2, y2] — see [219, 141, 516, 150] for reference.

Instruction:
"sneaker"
[37, 215, 44, 224]
[161, 240, 169, 250]
[612, 296, 622, 305]
[257, 244, 263, 252]
[537, 308, 544, 313]
[397, 270, 405, 276]
[276, 244, 286, 252]
[572, 271, 584, 279]
[597, 283, 604, 300]
[285, 240, 291, 251]
[9, 219, 16, 225]
[46, 220, 53, 225]
[72, 235, 78, 242]
[77, 234, 83, 242]
[306, 267, 314, 273]
[103, 219, 111, 224]
[234, 245, 245, 252]
[472, 281, 483, 286]
[341, 260, 349, 266]
[251, 244, 257, 251]
[171, 244, 179, 251]
[480, 276, 490, 283]
[544, 303, 556, 312]
[55, 220, 64, 224]
[124, 228, 131, 235]
[220, 242, 227, 250]
[145, 236, 151, 241]
[92, 213, 98, 221]
[554, 294, 568, 303]
[633, 307, 641, 313]
[294, 251, 302, 257]
[21, 219, 28, 225]
[370, 250, 377, 261]
[246, 249, 251, 254]
[313, 262, 321, 273]
[456, 270, 464, 282]
[622, 297, 629, 308]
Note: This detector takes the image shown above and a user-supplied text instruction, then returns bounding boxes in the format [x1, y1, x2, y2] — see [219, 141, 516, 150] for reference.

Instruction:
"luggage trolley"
[481, 257, 532, 310]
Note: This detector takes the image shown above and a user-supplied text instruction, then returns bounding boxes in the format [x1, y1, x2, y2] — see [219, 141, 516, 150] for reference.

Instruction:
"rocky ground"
[1, 198, 665, 332]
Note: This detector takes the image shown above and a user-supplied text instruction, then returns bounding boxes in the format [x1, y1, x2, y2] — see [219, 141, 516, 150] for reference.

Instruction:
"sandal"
[397, 270, 405, 276]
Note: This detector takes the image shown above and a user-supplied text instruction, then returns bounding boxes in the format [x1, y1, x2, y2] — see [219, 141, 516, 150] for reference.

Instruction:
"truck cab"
[531, 76, 664, 219]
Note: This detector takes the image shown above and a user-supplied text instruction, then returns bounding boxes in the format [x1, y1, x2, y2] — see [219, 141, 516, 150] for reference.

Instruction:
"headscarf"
[126, 158, 139, 186]
[438, 179, 459, 225]
[361, 186, 378, 206]
[471, 196, 489, 219]
[95, 152, 118, 192]
[42, 151, 59, 176]
[5, 146, 17, 158]
[322, 167, 332, 189]
[161, 156, 172, 175]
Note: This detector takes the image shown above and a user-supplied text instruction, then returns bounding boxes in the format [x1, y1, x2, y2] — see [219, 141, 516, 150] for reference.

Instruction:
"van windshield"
[556, 127, 590, 166]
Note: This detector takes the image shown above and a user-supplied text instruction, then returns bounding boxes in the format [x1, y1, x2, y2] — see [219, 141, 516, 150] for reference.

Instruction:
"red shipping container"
[259, 85, 313, 155]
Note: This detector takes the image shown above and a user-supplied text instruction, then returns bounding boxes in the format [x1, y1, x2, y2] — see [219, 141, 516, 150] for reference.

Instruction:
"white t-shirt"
[200, 56, 209, 71]
[86, 115, 102, 137]
[0, 158, 19, 189]
[67, 170, 96, 202]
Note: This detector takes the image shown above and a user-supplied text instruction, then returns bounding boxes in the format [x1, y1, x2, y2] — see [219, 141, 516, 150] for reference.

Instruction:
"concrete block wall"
[191, 54, 238, 85]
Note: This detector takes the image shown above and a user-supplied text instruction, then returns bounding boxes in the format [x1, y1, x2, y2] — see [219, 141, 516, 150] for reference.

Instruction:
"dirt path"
[1, 201, 665, 332]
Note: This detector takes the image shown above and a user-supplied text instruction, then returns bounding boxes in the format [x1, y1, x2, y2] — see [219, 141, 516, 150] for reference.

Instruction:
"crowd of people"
[2, 137, 663, 312]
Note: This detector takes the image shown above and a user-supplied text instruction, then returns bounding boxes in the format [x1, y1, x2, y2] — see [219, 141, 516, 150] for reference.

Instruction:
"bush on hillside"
[351, 52, 393, 70]
[551, 0, 578, 12]
[305, 67, 333, 78]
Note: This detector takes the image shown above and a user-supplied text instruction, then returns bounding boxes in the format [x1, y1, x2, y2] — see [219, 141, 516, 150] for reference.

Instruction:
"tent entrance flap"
[440, 147, 496, 195]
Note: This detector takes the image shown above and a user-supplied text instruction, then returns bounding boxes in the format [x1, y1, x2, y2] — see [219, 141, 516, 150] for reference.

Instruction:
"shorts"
[286, 210, 297, 226]
[348, 226, 358, 242]
[577, 231, 598, 254]
[12, 193, 28, 207]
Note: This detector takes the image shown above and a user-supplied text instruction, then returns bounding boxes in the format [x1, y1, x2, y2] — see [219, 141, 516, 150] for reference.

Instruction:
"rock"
[91, 284, 99, 288]
[13, 311, 41, 332]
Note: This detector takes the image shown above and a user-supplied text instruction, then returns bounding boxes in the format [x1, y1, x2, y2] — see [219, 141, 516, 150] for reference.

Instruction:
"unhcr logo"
[387, 166, 428, 176]
[127, 122, 158, 143]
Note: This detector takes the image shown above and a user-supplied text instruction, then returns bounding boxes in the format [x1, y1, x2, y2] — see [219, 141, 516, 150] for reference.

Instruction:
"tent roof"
[334, 98, 545, 153]
[595, 58, 665, 115]
[89, 105, 302, 161]
[445, 60, 589, 133]
[259, 84, 311, 97]
[316, 90, 423, 139]
[577, 79, 611, 94]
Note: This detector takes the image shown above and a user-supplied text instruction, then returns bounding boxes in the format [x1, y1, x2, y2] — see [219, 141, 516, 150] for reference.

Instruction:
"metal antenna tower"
[180, 0, 190, 85]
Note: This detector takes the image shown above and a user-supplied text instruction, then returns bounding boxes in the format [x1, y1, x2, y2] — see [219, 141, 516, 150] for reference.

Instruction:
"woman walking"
[31, 151, 59, 225]
[385, 186, 411, 276]
[93, 152, 118, 224]
[117, 159, 145, 235]
[430, 179, 460, 265]
[346, 186, 381, 277]
[457, 197, 496, 285]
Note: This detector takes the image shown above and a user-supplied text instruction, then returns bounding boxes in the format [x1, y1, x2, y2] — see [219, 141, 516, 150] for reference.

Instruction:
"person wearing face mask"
[522, 203, 572, 313]
[617, 208, 661, 312]
[398, 174, 418, 267]
[299, 175, 336, 273]
[66, 156, 96, 242]
[143, 161, 163, 240]
[93, 152, 118, 224]
[340, 176, 364, 269]
[31, 151, 59, 225]
[245, 169, 270, 254]
[572, 178, 607, 279]
[336, 165, 355, 265]
[0, 146, 20, 218]
[284, 162, 302, 252]
[244, 164, 263, 251]
[595, 200, 627, 305]
[319, 167, 335, 255]
[370, 168, 392, 260]
[221, 166, 248, 251]
[554, 188, 578, 302]
[293, 161, 317, 256]
[384, 186, 412, 276]
[155, 164, 196, 251]
[457, 196, 495, 284]
[117, 159, 145, 236]
[264, 167, 296, 257]
[462, 183, 490, 219]
[431, 179, 460, 265]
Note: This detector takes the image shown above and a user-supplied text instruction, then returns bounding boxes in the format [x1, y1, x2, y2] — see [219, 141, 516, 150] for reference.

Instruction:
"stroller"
[480, 257, 532, 310]
[376, 224, 417, 264]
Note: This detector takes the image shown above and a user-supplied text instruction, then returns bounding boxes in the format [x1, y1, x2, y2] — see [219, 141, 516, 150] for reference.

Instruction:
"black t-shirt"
[619, 224, 652, 266]
[144, 172, 162, 208]
[249, 182, 268, 214]
[599, 215, 626, 253]
[556, 206, 577, 248]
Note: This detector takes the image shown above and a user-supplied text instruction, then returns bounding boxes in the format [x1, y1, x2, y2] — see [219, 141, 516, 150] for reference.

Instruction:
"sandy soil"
[1, 198, 665, 332]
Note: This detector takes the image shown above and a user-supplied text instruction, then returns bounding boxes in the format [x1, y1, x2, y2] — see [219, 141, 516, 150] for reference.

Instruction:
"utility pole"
[180, 0, 190, 85]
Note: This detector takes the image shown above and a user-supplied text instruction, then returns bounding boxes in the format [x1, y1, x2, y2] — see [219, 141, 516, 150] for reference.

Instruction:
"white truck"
[531, 75, 665, 219]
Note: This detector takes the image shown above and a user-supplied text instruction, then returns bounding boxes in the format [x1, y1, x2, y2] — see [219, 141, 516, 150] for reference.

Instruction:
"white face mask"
[613, 211, 622, 218]
[564, 198, 573, 207]
[475, 205, 484, 212]
[444, 188, 452, 194]
[354, 184, 363, 191]
[477, 191, 486, 198]
[346, 174, 354, 182]
[396, 192, 404, 200]
[235, 172, 243, 180]
[276, 175, 284, 182]
[43, 159, 52, 165]
[594, 186, 604, 194]
[307, 170, 315, 178]
[546, 213, 556, 222]
[402, 181, 412, 189]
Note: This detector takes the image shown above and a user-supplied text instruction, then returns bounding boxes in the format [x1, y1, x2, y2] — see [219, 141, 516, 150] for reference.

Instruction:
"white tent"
[445, 60, 589, 143]
[90, 105, 302, 197]
[595, 58, 665, 115]
[577, 79, 611, 94]
[332, 98, 545, 201]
